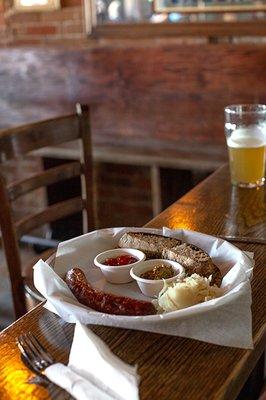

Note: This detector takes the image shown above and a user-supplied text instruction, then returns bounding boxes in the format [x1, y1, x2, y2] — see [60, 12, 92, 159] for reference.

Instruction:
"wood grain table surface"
[0, 165, 265, 400]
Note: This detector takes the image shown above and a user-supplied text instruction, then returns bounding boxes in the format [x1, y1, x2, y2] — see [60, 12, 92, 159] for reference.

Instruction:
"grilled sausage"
[65, 267, 157, 316]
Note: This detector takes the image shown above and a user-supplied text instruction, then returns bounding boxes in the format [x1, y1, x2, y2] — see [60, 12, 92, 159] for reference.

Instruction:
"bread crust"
[119, 232, 181, 259]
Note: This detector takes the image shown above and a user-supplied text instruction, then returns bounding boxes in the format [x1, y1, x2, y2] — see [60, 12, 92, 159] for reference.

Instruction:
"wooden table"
[0, 165, 265, 400]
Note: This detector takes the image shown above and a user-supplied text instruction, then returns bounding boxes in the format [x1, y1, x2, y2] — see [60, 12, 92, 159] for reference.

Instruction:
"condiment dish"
[130, 259, 184, 297]
[94, 248, 146, 284]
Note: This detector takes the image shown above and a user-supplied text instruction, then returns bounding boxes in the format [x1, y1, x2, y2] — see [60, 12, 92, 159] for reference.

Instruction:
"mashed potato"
[155, 274, 224, 312]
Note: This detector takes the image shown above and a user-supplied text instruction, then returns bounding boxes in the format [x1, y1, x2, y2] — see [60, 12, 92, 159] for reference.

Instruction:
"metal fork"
[17, 332, 55, 377]
[17, 332, 72, 399]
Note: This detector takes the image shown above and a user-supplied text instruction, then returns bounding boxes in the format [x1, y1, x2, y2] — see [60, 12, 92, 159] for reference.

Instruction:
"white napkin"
[45, 323, 140, 400]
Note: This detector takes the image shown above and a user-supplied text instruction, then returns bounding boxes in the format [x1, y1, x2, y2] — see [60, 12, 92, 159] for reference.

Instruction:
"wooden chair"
[0, 104, 95, 319]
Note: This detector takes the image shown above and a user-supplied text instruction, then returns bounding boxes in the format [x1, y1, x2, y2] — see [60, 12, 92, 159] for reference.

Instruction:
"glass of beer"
[224, 104, 266, 188]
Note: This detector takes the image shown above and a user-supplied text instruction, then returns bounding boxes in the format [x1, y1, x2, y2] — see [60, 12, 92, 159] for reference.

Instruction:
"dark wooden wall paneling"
[0, 43, 266, 155]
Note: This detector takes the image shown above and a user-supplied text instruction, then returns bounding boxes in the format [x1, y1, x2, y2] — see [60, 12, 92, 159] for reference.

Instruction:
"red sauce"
[103, 255, 138, 266]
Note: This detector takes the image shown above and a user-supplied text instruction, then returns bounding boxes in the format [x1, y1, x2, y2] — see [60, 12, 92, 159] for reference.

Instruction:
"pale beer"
[227, 128, 265, 187]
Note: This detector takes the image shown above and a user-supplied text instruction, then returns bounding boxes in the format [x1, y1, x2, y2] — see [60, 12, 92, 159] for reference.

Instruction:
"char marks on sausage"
[65, 267, 157, 316]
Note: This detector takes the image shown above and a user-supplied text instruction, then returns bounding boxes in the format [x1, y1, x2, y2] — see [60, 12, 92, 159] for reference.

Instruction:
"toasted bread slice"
[162, 243, 210, 263]
[162, 243, 222, 287]
[118, 232, 182, 259]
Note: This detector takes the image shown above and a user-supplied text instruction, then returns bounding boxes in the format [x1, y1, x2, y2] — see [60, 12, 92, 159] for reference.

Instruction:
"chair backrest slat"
[7, 161, 82, 201]
[15, 197, 84, 239]
[0, 115, 80, 162]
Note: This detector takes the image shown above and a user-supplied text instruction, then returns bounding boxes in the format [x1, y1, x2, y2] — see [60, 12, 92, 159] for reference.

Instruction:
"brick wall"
[96, 163, 153, 228]
[0, 1, 7, 43]
[0, 0, 85, 44]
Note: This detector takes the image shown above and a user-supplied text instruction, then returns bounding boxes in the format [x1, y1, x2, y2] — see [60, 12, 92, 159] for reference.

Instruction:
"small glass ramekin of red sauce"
[94, 248, 146, 284]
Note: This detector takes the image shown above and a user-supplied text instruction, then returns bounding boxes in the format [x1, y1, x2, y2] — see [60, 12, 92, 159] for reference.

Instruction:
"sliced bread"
[162, 243, 222, 287]
[118, 232, 182, 259]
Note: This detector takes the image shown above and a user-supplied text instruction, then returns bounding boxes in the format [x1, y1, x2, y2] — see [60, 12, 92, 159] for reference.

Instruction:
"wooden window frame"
[153, 1, 266, 14]
[88, 20, 266, 39]
[83, 0, 266, 38]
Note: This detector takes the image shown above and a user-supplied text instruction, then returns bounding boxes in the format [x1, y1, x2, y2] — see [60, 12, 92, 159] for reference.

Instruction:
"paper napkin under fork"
[44, 323, 140, 400]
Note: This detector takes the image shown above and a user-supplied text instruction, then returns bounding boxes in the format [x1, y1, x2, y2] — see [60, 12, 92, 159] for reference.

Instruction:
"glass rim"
[224, 104, 266, 115]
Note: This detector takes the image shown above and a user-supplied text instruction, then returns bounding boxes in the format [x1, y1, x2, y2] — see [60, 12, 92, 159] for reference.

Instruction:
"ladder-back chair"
[0, 104, 95, 319]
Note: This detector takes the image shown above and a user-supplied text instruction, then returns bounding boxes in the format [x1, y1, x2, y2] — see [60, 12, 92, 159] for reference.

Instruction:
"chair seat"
[22, 247, 56, 303]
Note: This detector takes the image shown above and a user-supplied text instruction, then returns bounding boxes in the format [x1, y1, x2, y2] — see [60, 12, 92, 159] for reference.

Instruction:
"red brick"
[9, 37, 44, 44]
[15, 34, 65, 43]
[61, 0, 82, 7]
[61, 22, 84, 34]
[10, 23, 27, 32]
[26, 25, 57, 35]
[7, 12, 41, 23]
[40, 7, 82, 22]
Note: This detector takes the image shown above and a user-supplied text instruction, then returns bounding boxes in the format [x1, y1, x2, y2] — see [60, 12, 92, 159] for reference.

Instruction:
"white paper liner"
[33, 227, 254, 349]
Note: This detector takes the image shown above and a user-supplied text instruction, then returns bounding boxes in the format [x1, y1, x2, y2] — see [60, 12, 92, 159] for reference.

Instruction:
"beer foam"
[227, 127, 265, 148]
